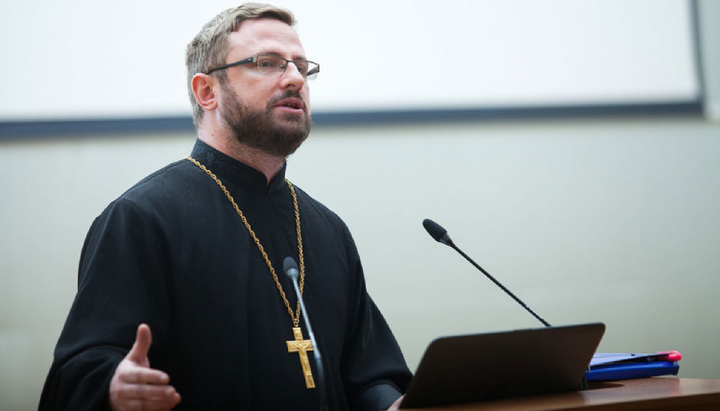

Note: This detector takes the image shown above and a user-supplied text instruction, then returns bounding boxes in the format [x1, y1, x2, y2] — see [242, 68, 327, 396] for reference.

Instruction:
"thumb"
[126, 323, 152, 365]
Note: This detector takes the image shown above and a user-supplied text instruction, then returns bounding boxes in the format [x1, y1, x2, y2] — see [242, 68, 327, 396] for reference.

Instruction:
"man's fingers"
[388, 395, 405, 411]
[110, 378, 181, 411]
[126, 323, 153, 364]
[109, 325, 181, 411]
[121, 393, 181, 411]
[117, 383, 178, 400]
[119, 366, 170, 385]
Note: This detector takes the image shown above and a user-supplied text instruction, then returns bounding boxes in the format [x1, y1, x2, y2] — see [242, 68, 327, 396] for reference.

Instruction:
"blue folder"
[585, 353, 679, 381]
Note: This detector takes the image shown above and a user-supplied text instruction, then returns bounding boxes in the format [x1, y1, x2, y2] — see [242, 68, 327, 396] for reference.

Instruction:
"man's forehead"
[228, 18, 305, 57]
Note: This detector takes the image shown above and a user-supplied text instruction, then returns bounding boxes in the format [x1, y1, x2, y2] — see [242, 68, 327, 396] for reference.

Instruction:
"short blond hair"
[185, 3, 295, 127]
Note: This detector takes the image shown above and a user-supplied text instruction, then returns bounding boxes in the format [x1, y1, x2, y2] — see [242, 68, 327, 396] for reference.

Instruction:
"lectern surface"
[401, 378, 720, 411]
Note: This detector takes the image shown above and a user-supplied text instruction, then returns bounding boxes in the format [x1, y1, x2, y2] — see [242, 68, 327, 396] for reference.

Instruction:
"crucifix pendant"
[286, 326, 315, 389]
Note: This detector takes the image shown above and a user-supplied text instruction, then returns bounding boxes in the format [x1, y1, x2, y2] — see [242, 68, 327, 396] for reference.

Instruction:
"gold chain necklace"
[186, 156, 317, 389]
[186, 156, 306, 325]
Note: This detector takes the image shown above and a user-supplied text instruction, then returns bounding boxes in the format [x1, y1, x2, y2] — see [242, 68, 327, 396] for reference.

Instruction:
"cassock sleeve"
[39, 198, 171, 411]
[339, 230, 413, 411]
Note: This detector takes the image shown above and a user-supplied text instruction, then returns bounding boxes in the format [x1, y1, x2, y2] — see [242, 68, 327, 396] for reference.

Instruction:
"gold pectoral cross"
[286, 327, 315, 389]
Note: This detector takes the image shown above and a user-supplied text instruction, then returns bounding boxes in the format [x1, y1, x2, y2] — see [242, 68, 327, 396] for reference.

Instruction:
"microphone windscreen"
[283, 256, 299, 274]
[423, 219, 448, 242]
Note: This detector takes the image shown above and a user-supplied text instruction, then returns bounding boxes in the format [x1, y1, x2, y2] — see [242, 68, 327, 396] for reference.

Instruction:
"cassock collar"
[190, 139, 288, 194]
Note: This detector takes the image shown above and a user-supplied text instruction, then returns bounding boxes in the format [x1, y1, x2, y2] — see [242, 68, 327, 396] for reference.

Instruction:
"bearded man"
[39, 3, 412, 410]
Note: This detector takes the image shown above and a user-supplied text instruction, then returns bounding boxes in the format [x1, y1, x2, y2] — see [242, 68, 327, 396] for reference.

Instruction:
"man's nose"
[280, 63, 306, 89]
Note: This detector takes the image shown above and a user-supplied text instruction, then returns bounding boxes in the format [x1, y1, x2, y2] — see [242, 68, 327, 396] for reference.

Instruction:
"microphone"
[422, 218, 451, 245]
[422, 219, 551, 328]
[283, 256, 328, 411]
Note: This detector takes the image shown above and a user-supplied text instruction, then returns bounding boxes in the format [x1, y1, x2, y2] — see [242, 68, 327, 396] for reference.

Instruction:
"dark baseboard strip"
[0, 101, 703, 140]
[312, 101, 703, 126]
[0, 116, 196, 140]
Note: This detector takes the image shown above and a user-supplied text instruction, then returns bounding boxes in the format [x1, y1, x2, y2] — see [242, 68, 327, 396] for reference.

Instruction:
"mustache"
[268, 91, 306, 108]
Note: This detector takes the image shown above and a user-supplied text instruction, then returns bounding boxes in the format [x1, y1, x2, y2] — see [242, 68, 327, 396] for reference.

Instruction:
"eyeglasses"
[206, 54, 320, 80]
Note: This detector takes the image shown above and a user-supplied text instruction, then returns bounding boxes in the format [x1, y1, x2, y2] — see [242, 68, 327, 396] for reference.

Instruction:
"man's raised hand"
[108, 324, 181, 411]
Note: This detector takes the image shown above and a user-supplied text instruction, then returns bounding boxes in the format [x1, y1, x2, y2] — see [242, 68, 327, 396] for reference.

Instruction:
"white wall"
[699, 0, 720, 120]
[0, 0, 698, 120]
[1, 117, 719, 410]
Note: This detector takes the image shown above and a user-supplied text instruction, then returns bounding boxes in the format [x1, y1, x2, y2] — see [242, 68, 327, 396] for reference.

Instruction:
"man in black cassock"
[38, 3, 412, 411]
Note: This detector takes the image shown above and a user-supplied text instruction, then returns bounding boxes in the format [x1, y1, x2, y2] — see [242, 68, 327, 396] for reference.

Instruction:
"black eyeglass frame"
[205, 54, 320, 80]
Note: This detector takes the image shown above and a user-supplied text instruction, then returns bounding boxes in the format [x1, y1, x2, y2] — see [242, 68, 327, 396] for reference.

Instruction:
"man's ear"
[192, 73, 219, 112]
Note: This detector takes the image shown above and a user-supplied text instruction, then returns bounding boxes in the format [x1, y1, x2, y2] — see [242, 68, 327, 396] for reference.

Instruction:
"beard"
[219, 83, 311, 158]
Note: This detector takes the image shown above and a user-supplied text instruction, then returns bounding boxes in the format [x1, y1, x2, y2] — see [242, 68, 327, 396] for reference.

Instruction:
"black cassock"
[39, 139, 412, 411]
